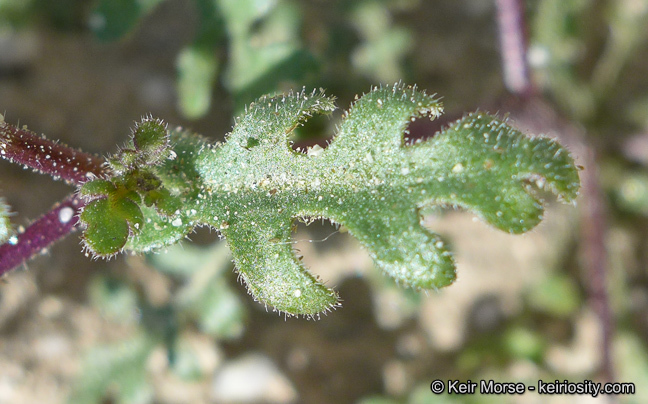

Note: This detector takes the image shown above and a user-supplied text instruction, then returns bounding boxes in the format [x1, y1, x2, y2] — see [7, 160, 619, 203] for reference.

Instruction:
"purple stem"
[0, 119, 107, 185]
[0, 119, 107, 275]
[495, 0, 534, 97]
[0, 194, 86, 275]
[495, 0, 615, 386]
[580, 148, 615, 388]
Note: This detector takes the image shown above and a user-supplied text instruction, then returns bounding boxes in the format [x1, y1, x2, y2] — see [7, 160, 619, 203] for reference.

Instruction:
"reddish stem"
[580, 149, 614, 387]
[0, 119, 107, 274]
[0, 119, 107, 185]
[0, 194, 86, 275]
[495, 0, 534, 97]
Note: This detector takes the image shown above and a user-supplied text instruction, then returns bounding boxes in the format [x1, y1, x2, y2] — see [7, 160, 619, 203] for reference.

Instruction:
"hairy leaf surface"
[79, 84, 580, 316]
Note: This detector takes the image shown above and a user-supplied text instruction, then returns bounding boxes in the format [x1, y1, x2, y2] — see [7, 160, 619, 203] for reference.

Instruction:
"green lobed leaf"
[80, 84, 580, 316]
[78, 117, 185, 257]
[79, 198, 133, 256]
[78, 179, 116, 199]
[408, 112, 580, 233]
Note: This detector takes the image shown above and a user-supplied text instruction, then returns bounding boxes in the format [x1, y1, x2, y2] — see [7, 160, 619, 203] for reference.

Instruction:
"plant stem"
[0, 119, 107, 185]
[495, 0, 534, 97]
[504, 97, 615, 386]
[0, 194, 86, 276]
[0, 119, 107, 274]
[495, 0, 615, 386]
[579, 148, 615, 388]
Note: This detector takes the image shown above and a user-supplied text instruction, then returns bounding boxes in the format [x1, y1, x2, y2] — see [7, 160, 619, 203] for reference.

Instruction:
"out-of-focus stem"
[495, 0, 534, 97]
[495, 0, 615, 387]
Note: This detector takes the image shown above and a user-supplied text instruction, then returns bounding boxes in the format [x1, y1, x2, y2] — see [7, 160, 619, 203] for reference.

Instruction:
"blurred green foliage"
[615, 172, 648, 216]
[91, 0, 319, 117]
[531, 0, 648, 121]
[91, 0, 165, 41]
[70, 332, 157, 404]
[70, 242, 243, 403]
[527, 274, 581, 318]
[0, 0, 34, 27]
[350, 1, 412, 82]
[148, 242, 245, 338]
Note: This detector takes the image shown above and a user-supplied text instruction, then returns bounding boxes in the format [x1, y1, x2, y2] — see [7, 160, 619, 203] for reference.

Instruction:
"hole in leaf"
[521, 174, 555, 202]
[292, 218, 343, 254]
[188, 225, 222, 246]
[404, 110, 464, 146]
[289, 217, 372, 288]
[290, 113, 333, 154]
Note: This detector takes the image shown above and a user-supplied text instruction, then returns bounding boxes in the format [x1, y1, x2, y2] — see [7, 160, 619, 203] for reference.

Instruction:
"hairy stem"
[0, 194, 86, 275]
[0, 118, 107, 274]
[0, 118, 108, 185]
